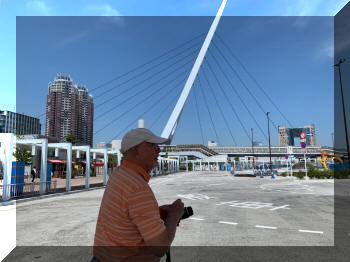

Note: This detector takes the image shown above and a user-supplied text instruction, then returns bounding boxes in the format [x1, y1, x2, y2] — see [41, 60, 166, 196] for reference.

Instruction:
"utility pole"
[331, 132, 334, 149]
[251, 128, 255, 169]
[266, 112, 272, 173]
[334, 58, 350, 167]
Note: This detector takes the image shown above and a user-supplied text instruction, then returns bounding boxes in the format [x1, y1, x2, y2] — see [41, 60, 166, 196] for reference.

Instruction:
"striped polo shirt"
[93, 160, 166, 261]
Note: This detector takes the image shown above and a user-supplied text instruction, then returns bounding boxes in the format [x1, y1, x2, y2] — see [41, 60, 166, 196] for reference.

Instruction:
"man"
[31, 166, 37, 182]
[93, 128, 184, 262]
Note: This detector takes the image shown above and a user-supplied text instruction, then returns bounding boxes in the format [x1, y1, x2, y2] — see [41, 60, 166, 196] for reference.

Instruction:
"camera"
[180, 206, 194, 220]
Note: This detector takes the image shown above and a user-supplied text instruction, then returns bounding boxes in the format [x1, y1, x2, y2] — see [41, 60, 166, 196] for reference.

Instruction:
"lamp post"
[251, 128, 255, 169]
[331, 132, 334, 149]
[266, 112, 272, 174]
[334, 58, 350, 166]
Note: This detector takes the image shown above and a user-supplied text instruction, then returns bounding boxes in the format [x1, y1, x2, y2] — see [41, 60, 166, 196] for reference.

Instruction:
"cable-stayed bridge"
[33, 0, 297, 148]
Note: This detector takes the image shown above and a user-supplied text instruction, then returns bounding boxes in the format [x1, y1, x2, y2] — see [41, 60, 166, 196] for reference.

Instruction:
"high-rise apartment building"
[45, 75, 94, 146]
[278, 125, 316, 146]
[0, 110, 41, 134]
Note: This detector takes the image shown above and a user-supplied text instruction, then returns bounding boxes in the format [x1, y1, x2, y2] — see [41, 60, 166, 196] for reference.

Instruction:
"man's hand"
[168, 199, 184, 221]
[159, 205, 171, 221]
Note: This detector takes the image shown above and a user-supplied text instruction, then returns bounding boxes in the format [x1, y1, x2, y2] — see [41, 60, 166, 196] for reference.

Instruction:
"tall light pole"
[251, 128, 255, 169]
[331, 132, 334, 149]
[334, 58, 350, 165]
[266, 112, 272, 171]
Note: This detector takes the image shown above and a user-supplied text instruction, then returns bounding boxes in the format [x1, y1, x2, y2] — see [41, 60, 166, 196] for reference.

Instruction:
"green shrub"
[280, 172, 287, 177]
[334, 168, 349, 179]
[293, 172, 306, 179]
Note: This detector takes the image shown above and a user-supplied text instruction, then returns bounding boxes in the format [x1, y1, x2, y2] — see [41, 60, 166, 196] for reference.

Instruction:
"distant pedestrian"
[31, 167, 37, 182]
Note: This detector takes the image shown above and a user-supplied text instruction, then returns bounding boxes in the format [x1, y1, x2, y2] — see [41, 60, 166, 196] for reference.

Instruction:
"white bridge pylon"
[161, 0, 227, 143]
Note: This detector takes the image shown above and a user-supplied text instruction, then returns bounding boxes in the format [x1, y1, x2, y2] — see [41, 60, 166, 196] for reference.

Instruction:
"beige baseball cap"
[120, 128, 169, 153]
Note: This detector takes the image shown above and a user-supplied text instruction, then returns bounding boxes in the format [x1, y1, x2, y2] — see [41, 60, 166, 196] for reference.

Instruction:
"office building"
[278, 125, 316, 146]
[0, 110, 41, 135]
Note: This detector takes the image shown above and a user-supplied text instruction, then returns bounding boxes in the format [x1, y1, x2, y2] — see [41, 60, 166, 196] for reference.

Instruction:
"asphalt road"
[3, 171, 350, 261]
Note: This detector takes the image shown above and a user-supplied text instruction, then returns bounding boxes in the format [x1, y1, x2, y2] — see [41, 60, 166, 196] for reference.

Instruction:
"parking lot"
[3, 171, 349, 261]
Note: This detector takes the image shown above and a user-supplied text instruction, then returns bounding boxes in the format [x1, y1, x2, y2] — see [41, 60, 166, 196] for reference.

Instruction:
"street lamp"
[331, 132, 334, 149]
[251, 128, 255, 169]
[266, 112, 272, 173]
[334, 58, 350, 166]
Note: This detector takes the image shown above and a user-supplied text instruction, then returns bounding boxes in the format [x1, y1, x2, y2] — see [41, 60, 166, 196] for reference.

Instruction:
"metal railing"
[0, 181, 57, 199]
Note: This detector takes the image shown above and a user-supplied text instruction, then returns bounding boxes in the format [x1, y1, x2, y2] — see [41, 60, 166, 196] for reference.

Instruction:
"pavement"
[1, 171, 350, 261]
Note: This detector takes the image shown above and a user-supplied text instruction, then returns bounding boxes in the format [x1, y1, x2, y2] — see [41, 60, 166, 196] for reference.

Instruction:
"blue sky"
[1, 0, 350, 147]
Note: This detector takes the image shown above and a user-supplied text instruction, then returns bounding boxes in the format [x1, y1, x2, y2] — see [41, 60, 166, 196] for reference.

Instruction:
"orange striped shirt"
[93, 160, 166, 262]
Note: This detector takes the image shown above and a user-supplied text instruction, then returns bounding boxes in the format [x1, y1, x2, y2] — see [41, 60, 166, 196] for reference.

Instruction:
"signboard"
[306, 132, 314, 137]
[300, 132, 306, 139]
[300, 142, 307, 149]
[289, 155, 295, 158]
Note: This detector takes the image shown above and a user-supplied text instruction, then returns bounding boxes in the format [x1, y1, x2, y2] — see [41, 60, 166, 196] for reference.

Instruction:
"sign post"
[300, 132, 308, 178]
[287, 146, 293, 176]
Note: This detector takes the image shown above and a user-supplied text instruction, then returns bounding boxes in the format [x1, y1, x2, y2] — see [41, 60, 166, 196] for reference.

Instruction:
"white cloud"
[313, 39, 334, 60]
[85, 4, 124, 25]
[86, 4, 121, 16]
[283, 0, 322, 16]
[55, 31, 88, 48]
[25, 0, 51, 16]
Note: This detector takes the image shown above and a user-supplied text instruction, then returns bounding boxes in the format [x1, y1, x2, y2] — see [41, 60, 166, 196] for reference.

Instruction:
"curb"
[0, 186, 106, 206]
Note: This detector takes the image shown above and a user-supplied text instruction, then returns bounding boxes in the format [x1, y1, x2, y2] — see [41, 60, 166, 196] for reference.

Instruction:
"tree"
[66, 133, 76, 145]
[13, 146, 32, 166]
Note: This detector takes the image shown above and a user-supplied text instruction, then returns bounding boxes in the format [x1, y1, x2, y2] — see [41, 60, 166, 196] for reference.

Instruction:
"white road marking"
[189, 217, 205, 221]
[269, 205, 290, 211]
[177, 193, 212, 200]
[208, 183, 224, 186]
[298, 229, 324, 234]
[255, 225, 277, 230]
[216, 201, 290, 211]
[219, 221, 238, 225]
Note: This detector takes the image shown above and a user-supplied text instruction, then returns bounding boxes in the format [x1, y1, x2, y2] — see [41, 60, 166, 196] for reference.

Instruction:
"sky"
[1, 0, 350, 147]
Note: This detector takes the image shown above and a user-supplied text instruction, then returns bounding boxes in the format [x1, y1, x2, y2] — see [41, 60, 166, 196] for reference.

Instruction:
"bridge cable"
[89, 33, 205, 94]
[214, 33, 292, 128]
[94, 54, 198, 121]
[107, 76, 188, 143]
[94, 68, 191, 135]
[149, 87, 184, 130]
[95, 48, 200, 111]
[206, 47, 269, 142]
[192, 81, 205, 145]
[94, 44, 201, 101]
[35, 34, 205, 119]
[196, 77, 221, 145]
[198, 70, 237, 146]
[203, 57, 251, 142]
